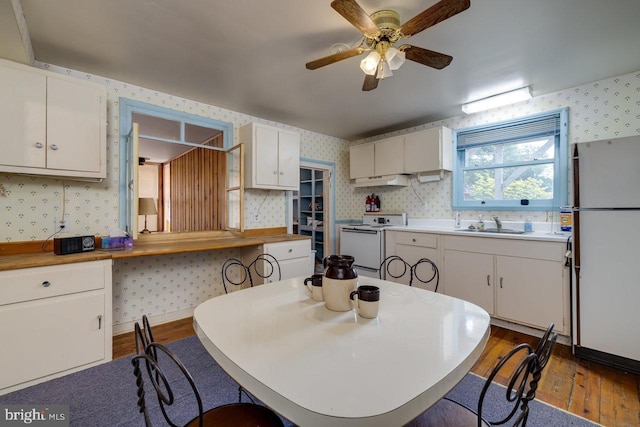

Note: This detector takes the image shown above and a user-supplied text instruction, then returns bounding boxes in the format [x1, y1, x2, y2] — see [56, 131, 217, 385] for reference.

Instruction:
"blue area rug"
[0, 336, 598, 426]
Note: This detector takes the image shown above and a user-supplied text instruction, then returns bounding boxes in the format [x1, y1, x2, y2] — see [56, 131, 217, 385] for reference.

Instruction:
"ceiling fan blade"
[400, 0, 470, 37]
[362, 74, 379, 91]
[403, 45, 453, 69]
[306, 47, 365, 70]
[331, 0, 379, 35]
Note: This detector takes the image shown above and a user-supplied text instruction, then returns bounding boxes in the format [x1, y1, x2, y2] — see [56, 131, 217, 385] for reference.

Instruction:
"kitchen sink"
[456, 228, 526, 234]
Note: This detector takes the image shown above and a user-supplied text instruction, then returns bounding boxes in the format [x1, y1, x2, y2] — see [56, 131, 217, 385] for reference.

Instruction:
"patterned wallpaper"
[0, 63, 351, 242]
[349, 70, 640, 224]
[0, 62, 349, 330]
[1, 60, 639, 330]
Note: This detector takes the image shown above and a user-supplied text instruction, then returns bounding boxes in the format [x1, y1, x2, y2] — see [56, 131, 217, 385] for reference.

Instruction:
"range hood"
[353, 174, 410, 187]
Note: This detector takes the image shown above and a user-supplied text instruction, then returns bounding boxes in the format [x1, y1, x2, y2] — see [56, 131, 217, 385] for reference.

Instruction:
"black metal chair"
[222, 254, 281, 293]
[247, 253, 282, 284]
[406, 323, 558, 427]
[131, 315, 284, 427]
[379, 255, 439, 292]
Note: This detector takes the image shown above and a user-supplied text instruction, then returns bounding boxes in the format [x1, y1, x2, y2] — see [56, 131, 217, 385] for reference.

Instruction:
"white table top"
[194, 276, 490, 427]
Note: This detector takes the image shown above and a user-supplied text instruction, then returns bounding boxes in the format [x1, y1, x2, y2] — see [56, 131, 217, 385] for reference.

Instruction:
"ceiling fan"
[306, 0, 470, 91]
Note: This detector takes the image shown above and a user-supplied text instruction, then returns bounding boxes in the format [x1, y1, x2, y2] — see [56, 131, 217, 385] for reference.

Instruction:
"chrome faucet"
[492, 216, 502, 230]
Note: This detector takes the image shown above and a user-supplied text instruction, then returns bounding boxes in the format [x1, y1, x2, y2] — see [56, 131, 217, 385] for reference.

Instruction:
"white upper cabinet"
[349, 126, 452, 181]
[0, 58, 106, 180]
[403, 127, 452, 174]
[374, 137, 404, 176]
[349, 143, 374, 179]
[241, 122, 300, 190]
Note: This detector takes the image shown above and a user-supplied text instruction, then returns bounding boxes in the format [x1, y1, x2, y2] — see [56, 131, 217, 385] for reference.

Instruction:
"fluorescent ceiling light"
[462, 87, 532, 114]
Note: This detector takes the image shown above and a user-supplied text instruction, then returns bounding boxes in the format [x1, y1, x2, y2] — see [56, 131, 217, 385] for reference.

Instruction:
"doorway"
[292, 160, 335, 270]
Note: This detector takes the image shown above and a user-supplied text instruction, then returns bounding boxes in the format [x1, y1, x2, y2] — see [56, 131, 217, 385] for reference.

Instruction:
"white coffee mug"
[304, 274, 324, 301]
[350, 285, 380, 319]
[323, 277, 357, 312]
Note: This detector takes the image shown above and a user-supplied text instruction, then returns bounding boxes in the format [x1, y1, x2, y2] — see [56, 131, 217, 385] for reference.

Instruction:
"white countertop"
[194, 276, 490, 427]
[342, 219, 572, 242]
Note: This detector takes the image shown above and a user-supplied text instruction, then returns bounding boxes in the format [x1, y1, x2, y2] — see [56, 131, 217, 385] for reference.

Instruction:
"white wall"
[347, 70, 640, 224]
[2, 61, 638, 329]
[0, 62, 350, 329]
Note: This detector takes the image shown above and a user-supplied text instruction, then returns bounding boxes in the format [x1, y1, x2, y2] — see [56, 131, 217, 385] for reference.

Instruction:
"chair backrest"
[533, 323, 558, 375]
[411, 258, 439, 292]
[247, 254, 282, 284]
[222, 254, 282, 293]
[132, 316, 205, 427]
[379, 255, 439, 292]
[221, 258, 250, 294]
[477, 322, 557, 427]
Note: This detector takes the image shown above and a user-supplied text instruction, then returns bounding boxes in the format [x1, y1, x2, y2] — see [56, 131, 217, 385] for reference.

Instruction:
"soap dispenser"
[477, 215, 485, 231]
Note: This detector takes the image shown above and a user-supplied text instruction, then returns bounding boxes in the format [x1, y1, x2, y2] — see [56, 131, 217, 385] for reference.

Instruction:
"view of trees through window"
[463, 137, 555, 202]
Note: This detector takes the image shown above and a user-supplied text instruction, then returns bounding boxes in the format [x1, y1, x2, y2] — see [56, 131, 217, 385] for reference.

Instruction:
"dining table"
[193, 275, 490, 427]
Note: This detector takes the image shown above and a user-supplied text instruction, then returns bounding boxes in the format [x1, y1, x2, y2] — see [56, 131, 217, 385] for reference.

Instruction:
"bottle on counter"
[477, 215, 485, 231]
[365, 195, 371, 212]
[370, 194, 376, 212]
[375, 195, 381, 212]
[560, 207, 572, 232]
[524, 217, 533, 232]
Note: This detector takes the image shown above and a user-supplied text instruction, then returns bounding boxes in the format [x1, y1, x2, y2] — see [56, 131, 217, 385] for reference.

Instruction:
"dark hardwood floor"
[114, 319, 640, 426]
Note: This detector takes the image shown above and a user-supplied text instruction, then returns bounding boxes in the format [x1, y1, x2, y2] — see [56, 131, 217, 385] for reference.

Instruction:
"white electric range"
[340, 213, 407, 278]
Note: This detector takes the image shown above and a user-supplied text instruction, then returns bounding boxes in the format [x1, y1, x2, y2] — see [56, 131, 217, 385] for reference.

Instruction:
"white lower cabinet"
[243, 239, 312, 284]
[443, 236, 568, 334]
[384, 231, 439, 288]
[495, 255, 564, 330]
[0, 260, 112, 395]
[444, 250, 494, 313]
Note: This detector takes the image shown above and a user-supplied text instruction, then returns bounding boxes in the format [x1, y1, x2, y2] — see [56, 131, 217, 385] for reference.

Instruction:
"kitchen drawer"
[444, 235, 564, 261]
[265, 240, 311, 260]
[0, 261, 107, 306]
[391, 231, 438, 249]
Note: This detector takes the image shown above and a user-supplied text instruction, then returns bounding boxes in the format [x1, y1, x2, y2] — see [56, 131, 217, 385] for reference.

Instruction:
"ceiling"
[8, 0, 640, 140]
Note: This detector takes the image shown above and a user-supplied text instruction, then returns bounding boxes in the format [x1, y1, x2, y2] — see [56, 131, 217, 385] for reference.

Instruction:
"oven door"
[340, 227, 382, 278]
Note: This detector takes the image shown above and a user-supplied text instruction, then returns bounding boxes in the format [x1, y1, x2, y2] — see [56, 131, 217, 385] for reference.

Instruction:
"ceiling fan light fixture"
[376, 61, 393, 79]
[386, 47, 405, 70]
[462, 87, 532, 114]
[360, 51, 381, 75]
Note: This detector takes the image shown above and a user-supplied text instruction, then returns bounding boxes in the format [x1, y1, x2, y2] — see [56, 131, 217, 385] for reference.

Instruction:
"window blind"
[457, 113, 561, 149]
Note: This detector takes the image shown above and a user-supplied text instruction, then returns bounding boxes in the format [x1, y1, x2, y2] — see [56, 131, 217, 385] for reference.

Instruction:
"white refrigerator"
[573, 135, 640, 373]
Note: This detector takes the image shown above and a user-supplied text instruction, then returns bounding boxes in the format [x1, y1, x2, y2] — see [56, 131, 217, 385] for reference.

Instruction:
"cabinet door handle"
[35, 142, 44, 149]
[50, 144, 59, 151]
[273, 170, 278, 175]
[288, 248, 293, 253]
[279, 171, 284, 175]
[412, 238, 416, 242]
[98, 315, 102, 330]
[42, 280, 51, 287]
[500, 277, 503, 288]
[486, 275, 490, 286]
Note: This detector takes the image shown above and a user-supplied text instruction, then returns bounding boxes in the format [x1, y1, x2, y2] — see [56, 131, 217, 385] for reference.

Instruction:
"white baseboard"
[112, 307, 195, 336]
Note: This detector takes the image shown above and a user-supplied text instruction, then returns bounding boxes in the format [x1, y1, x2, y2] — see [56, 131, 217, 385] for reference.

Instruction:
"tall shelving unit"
[293, 167, 324, 264]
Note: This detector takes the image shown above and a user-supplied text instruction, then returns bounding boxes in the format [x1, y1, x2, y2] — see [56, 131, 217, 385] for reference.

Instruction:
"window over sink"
[452, 108, 568, 211]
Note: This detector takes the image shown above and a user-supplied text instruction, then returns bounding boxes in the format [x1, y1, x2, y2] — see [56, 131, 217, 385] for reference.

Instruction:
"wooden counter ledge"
[0, 228, 311, 270]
